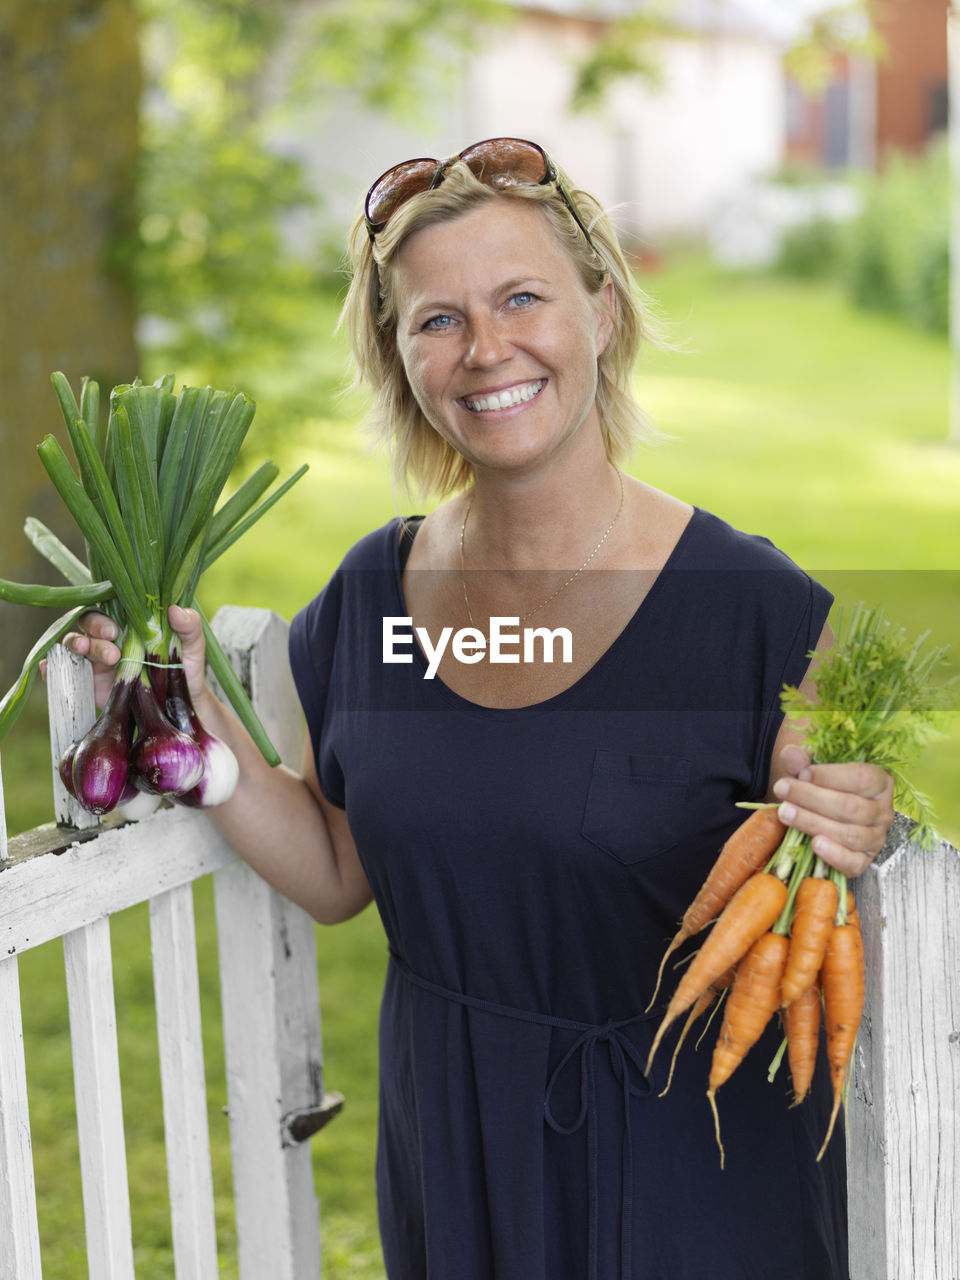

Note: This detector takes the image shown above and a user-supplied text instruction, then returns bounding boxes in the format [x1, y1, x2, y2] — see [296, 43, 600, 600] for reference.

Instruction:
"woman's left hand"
[770, 743, 896, 878]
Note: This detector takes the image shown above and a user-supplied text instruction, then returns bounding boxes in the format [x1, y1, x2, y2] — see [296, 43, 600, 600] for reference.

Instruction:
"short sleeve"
[288, 571, 347, 808]
[749, 572, 833, 796]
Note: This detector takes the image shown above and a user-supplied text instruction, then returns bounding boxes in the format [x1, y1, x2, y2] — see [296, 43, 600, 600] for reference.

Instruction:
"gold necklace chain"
[458, 468, 625, 627]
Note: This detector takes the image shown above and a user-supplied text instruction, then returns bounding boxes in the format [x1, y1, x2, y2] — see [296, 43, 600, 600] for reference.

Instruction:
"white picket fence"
[0, 605, 958, 1279]
[0, 607, 342, 1280]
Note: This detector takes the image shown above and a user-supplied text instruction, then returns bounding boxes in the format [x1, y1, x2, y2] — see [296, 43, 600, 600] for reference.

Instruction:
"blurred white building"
[277, 0, 788, 251]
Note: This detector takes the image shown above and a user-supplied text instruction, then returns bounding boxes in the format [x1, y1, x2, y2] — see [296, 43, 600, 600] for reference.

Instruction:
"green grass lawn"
[4, 253, 958, 1279]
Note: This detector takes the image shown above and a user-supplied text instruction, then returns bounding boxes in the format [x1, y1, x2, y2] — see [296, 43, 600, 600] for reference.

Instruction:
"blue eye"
[423, 314, 454, 331]
[509, 292, 535, 308]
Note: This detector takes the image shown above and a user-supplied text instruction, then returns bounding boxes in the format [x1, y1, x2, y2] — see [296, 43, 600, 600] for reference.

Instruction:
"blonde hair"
[339, 155, 664, 498]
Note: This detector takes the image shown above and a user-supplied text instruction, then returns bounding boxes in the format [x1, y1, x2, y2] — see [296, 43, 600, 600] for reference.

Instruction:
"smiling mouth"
[460, 379, 545, 413]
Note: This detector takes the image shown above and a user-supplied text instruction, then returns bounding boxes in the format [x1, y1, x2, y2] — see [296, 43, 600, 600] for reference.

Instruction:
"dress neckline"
[389, 506, 704, 718]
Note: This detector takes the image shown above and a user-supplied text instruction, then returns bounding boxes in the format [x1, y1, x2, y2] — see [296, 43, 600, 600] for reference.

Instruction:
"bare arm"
[65, 604, 373, 925]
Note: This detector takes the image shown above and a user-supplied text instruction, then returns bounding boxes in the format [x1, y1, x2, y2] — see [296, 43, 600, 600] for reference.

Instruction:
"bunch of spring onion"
[645, 602, 954, 1164]
[0, 371, 307, 815]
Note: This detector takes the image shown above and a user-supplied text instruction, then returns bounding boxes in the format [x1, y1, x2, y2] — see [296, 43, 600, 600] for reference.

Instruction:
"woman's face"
[391, 200, 614, 480]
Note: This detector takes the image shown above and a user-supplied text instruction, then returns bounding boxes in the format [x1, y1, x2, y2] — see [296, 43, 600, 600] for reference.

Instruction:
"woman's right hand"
[63, 604, 209, 710]
[62, 612, 124, 709]
[165, 604, 210, 707]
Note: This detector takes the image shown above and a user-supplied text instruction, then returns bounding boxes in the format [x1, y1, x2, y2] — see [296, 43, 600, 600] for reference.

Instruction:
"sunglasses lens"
[459, 138, 547, 189]
[364, 138, 591, 247]
[366, 159, 440, 230]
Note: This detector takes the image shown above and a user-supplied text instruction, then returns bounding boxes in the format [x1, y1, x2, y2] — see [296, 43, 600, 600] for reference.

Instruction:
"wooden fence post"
[210, 607, 341, 1280]
[847, 812, 960, 1278]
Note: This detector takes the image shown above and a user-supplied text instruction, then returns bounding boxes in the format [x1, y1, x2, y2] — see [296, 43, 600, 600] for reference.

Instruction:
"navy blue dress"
[288, 507, 847, 1280]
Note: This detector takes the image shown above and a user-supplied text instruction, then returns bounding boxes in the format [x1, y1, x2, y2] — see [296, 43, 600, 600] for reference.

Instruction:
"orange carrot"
[784, 978, 822, 1105]
[781, 877, 839, 1007]
[646, 808, 786, 1011]
[710, 934, 789, 1091]
[844, 889, 860, 930]
[658, 964, 737, 1098]
[706, 931, 789, 1166]
[645, 871, 788, 1075]
[816, 912, 865, 1161]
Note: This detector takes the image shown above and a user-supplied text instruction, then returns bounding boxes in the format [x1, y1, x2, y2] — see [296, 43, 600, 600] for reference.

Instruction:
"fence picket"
[149, 883, 219, 1279]
[46, 642, 99, 830]
[63, 917, 135, 1280]
[215, 864, 324, 1280]
[0, 955, 43, 1280]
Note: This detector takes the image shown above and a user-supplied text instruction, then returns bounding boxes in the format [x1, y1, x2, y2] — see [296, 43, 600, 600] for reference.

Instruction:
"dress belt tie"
[389, 953, 659, 1280]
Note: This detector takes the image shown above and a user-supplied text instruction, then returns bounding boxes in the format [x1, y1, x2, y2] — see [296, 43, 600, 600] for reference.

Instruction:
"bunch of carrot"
[644, 807, 862, 1165]
[645, 603, 954, 1166]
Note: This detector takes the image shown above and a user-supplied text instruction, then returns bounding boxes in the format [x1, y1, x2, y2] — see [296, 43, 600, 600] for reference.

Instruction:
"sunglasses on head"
[363, 136, 595, 248]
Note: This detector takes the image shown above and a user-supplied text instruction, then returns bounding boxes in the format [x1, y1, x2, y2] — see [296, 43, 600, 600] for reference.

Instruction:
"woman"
[71, 139, 894, 1279]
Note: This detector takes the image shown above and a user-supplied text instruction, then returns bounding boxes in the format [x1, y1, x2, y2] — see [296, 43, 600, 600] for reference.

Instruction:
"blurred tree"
[569, 8, 678, 113]
[0, 0, 140, 689]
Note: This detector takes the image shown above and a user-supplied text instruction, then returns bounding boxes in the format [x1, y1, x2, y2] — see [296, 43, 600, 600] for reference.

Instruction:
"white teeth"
[464, 380, 544, 413]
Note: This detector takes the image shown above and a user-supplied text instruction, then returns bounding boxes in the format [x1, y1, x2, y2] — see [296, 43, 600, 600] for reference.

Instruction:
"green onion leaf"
[24, 518, 93, 586]
[156, 384, 177, 468]
[158, 385, 206, 548]
[113, 402, 164, 600]
[206, 461, 279, 548]
[0, 577, 114, 608]
[60, 413, 148, 610]
[198, 605, 281, 766]
[202, 464, 309, 573]
[80, 377, 101, 456]
[166, 386, 223, 548]
[0, 606, 92, 742]
[112, 384, 162, 479]
[36, 435, 152, 640]
[167, 526, 208, 609]
[162, 393, 255, 599]
[50, 371, 81, 433]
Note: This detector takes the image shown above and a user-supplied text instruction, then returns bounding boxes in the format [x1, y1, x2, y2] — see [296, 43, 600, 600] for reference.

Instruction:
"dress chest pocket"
[580, 750, 691, 865]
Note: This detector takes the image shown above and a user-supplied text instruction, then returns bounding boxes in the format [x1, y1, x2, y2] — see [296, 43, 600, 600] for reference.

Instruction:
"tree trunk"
[0, 0, 140, 690]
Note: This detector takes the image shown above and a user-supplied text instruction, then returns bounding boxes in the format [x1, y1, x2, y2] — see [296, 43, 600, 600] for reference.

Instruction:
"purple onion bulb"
[165, 664, 239, 808]
[130, 677, 204, 796]
[58, 740, 80, 800]
[70, 678, 136, 815]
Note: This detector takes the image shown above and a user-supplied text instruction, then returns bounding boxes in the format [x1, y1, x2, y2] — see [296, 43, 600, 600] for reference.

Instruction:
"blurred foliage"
[775, 142, 949, 335]
[291, 0, 509, 118]
[774, 216, 846, 280]
[844, 141, 949, 334]
[570, 6, 677, 113]
[785, 2, 884, 95]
